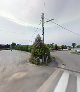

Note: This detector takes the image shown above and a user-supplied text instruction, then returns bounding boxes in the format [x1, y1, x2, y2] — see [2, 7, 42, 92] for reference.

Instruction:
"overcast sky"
[0, 0, 80, 45]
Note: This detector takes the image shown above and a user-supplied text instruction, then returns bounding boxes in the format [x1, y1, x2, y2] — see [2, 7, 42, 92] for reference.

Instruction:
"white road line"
[36, 69, 61, 92]
[77, 76, 80, 92]
[54, 71, 69, 92]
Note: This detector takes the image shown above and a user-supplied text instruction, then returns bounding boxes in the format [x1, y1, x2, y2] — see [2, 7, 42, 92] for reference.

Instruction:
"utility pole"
[41, 12, 54, 63]
[41, 13, 44, 44]
[41, 13, 54, 44]
[41, 13, 45, 63]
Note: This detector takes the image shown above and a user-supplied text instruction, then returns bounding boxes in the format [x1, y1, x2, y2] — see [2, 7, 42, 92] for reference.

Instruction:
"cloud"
[0, 0, 80, 45]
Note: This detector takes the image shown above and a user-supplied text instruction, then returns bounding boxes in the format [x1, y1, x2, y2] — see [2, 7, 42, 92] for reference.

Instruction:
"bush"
[15, 45, 32, 52]
[30, 34, 52, 65]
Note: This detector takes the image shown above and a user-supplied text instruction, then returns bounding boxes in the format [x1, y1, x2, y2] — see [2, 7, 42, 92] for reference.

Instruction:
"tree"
[77, 45, 80, 48]
[61, 45, 64, 50]
[72, 43, 76, 48]
[54, 44, 58, 50]
[30, 34, 51, 65]
[11, 42, 16, 49]
[61, 45, 67, 50]
[64, 45, 67, 49]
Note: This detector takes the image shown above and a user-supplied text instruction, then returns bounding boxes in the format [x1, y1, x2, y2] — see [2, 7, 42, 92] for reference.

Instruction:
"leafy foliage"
[11, 42, 16, 49]
[15, 45, 32, 52]
[72, 43, 76, 48]
[30, 34, 51, 65]
[61, 45, 67, 50]
[77, 45, 80, 48]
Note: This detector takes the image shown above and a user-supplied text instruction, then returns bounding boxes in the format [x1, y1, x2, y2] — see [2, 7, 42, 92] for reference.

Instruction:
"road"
[42, 51, 80, 92]
[0, 50, 80, 92]
[37, 51, 80, 92]
[51, 51, 80, 72]
[0, 50, 55, 92]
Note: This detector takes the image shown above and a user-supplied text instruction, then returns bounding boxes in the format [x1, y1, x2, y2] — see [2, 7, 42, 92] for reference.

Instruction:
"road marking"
[77, 76, 80, 92]
[54, 71, 69, 92]
[36, 69, 61, 92]
[8, 72, 27, 81]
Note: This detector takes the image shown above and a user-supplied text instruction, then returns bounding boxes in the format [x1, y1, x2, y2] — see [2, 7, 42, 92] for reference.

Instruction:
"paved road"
[1, 50, 80, 92]
[50, 51, 80, 92]
[51, 51, 80, 72]
[0, 50, 55, 92]
[37, 51, 80, 92]
[37, 69, 80, 92]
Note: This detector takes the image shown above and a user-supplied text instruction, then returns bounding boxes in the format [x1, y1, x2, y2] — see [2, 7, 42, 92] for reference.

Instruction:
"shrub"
[30, 34, 52, 65]
[15, 45, 32, 52]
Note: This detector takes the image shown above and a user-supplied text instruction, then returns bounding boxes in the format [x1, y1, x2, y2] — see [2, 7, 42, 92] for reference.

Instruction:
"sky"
[0, 0, 80, 45]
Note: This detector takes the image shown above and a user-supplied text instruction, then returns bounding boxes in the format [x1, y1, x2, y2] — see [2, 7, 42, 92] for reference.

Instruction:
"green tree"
[72, 43, 76, 48]
[30, 34, 51, 65]
[11, 42, 16, 49]
[54, 44, 58, 50]
[61, 45, 64, 50]
[61, 45, 67, 50]
[77, 45, 80, 48]
[64, 45, 67, 49]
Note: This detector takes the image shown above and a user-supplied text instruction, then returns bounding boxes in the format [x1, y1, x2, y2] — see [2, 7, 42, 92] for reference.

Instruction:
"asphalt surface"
[48, 51, 80, 92]
[37, 51, 80, 92]
[0, 50, 55, 92]
[51, 51, 80, 72]
[0, 50, 80, 92]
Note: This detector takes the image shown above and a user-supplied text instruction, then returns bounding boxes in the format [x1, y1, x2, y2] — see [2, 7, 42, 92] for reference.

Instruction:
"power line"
[32, 21, 42, 38]
[52, 21, 80, 37]
[45, 18, 80, 37]
[28, 21, 42, 45]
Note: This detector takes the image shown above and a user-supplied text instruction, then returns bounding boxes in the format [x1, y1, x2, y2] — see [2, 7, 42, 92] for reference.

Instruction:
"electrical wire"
[32, 21, 42, 38]
[28, 21, 42, 44]
[45, 18, 80, 37]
